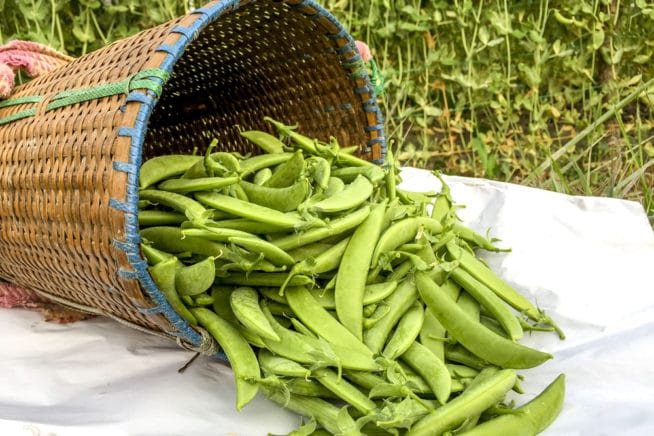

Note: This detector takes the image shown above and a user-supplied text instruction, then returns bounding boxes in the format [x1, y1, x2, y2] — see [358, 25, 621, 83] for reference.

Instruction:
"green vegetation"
[2, 0, 652, 223]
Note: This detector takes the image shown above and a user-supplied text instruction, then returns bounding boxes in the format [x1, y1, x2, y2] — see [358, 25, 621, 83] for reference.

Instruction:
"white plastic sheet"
[2, 168, 654, 436]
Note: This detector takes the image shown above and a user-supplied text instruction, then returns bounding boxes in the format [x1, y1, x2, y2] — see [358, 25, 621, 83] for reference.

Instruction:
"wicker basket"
[0, 0, 385, 355]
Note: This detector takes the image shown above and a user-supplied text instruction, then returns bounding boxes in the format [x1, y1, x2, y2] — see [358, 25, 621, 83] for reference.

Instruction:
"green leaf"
[591, 28, 605, 50]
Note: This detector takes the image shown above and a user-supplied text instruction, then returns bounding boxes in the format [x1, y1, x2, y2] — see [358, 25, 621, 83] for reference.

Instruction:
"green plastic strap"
[0, 68, 170, 125]
[0, 96, 43, 109]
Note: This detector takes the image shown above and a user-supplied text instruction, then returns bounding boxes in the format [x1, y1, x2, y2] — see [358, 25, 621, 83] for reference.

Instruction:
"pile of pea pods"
[138, 117, 566, 436]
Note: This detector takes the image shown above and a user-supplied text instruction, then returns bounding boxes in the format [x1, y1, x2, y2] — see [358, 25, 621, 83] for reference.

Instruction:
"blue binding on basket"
[112, 0, 386, 360]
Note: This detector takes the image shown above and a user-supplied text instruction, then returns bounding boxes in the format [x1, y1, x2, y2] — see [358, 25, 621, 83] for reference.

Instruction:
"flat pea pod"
[287, 242, 337, 263]
[284, 286, 375, 360]
[407, 368, 517, 436]
[260, 385, 341, 435]
[331, 164, 386, 186]
[257, 349, 310, 378]
[180, 227, 256, 243]
[210, 286, 268, 348]
[239, 178, 310, 212]
[371, 216, 443, 268]
[253, 167, 272, 185]
[311, 367, 378, 416]
[204, 218, 289, 235]
[270, 205, 370, 251]
[240, 129, 286, 154]
[449, 266, 524, 341]
[260, 304, 380, 372]
[310, 174, 374, 214]
[156, 175, 239, 194]
[138, 210, 187, 227]
[415, 271, 552, 369]
[140, 226, 231, 260]
[264, 149, 305, 188]
[217, 272, 313, 288]
[175, 256, 216, 296]
[140, 243, 175, 266]
[382, 301, 425, 360]
[445, 241, 541, 325]
[323, 176, 345, 197]
[228, 236, 295, 267]
[147, 257, 197, 325]
[139, 154, 202, 189]
[419, 308, 447, 361]
[229, 287, 280, 341]
[335, 201, 387, 340]
[139, 189, 209, 224]
[458, 374, 566, 436]
[400, 341, 452, 405]
[189, 307, 260, 411]
[239, 152, 295, 178]
[363, 278, 418, 355]
[195, 191, 309, 230]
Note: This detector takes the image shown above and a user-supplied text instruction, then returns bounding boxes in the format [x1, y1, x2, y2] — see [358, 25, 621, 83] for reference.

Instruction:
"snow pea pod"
[190, 307, 260, 411]
[335, 201, 387, 340]
[407, 368, 517, 436]
[310, 174, 374, 215]
[139, 154, 202, 189]
[458, 374, 566, 436]
[415, 271, 552, 369]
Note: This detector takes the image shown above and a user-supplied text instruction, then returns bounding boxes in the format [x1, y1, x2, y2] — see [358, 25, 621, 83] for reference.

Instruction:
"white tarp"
[2, 168, 654, 436]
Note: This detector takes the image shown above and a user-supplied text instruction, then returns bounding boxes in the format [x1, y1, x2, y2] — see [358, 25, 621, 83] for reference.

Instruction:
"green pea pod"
[264, 149, 305, 188]
[140, 243, 175, 266]
[285, 286, 375, 360]
[415, 271, 552, 369]
[190, 308, 260, 411]
[240, 129, 286, 154]
[157, 176, 239, 194]
[371, 216, 443, 268]
[457, 374, 566, 436]
[139, 154, 203, 189]
[310, 174, 374, 215]
[449, 266, 524, 341]
[382, 302, 425, 360]
[334, 201, 387, 340]
[228, 236, 295, 267]
[239, 178, 310, 212]
[195, 191, 309, 231]
[400, 341, 452, 405]
[445, 241, 564, 339]
[331, 164, 386, 186]
[253, 167, 272, 185]
[175, 256, 216, 296]
[260, 303, 380, 372]
[230, 287, 280, 342]
[138, 210, 187, 227]
[407, 368, 517, 436]
[363, 279, 418, 355]
[270, 205, 371, 251]
[139, 189, 210, 225]
[258, 349, 311, 378]
[147, 257, 197, 325]
[239, 152, 295, 178]
[260, 385, 341, 435]
[311, 367, 377, 416]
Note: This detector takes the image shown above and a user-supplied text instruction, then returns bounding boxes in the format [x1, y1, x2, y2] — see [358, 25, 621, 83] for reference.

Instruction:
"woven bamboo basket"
[0, 0, 385, 356]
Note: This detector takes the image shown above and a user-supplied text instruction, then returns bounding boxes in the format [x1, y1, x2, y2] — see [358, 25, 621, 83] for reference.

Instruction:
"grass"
[1, 0, 652, 225]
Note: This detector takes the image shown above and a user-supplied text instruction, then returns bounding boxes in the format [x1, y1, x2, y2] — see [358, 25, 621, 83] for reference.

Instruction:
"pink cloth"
[0, 40, 73, 99]
[0, 282, 43, 309]
[355, 40, 373, 63]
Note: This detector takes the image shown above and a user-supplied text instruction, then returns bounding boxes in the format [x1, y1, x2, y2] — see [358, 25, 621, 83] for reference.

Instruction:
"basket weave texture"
[0, 0, 385, 352]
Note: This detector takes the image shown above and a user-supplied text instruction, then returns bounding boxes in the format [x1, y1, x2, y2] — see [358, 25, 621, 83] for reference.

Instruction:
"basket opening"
[143, 1, 371, 161]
